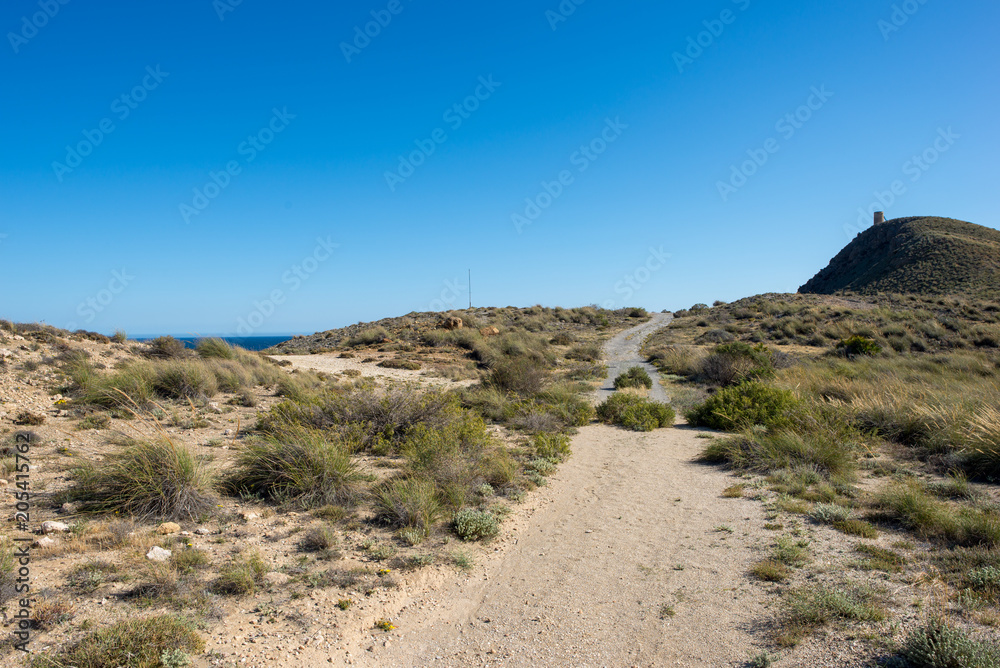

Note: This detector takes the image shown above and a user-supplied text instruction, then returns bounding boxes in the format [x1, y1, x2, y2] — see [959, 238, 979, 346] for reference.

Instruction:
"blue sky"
[1, 0, 997, 336]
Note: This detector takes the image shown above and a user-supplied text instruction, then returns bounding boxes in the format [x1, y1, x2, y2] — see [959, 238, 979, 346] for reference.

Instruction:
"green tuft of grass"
[699, 429, 854, 478]
[900, 617, 1000, 667]
[31, 614, 203, 668]
[853, 544, 905, 572]
[833, 519, 878, 539]
[750, 559, 792, 582]
[874, 479, 1000, 548]
[224, 426, 361, 509]
[373, 478, 441, 533]
[66, 438, 216, 521]
[212, 551, 268, 596]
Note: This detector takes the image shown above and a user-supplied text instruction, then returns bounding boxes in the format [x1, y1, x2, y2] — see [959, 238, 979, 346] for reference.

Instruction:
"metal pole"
[468, 269, 472, 309]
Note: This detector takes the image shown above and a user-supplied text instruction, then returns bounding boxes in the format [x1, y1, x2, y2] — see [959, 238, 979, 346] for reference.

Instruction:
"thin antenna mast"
[468, 269, 472, 309]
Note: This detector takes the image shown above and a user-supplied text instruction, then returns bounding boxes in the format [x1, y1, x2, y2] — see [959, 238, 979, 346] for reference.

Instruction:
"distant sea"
[133, 335, 295, 352]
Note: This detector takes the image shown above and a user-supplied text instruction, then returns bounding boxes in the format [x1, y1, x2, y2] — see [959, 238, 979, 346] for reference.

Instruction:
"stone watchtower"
[874, 211, 886, 225]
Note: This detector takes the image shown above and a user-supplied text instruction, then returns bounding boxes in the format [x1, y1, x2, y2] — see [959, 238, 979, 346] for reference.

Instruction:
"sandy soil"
[335, 313, 776, 667]
[273, 353, 476, 388]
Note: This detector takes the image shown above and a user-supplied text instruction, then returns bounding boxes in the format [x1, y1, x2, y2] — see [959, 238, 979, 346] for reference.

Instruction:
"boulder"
[41, 521, 70, 534]
[440, 317, 463, 331]
[479, 327, 500, 337]
[146, 546, 172, 562]
[33, 536, 57, 548]
[157, 522, 182, 535]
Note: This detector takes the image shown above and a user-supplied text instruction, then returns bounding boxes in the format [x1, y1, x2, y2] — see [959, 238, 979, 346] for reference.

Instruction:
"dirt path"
[358, 315, 772, 668]
[597, 312, 673, 404]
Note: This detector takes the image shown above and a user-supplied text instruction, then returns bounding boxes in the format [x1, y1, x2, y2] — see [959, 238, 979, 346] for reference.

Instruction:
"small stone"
[60, 502, 80, 515]
[241, 512, 260, 521]
[223, 429, 232, 436]
[41, 521, 70, 534]
[179, 531, 192, 537]
[147, 546, 172, 562]
[0, 479, 8, 488]
[195, 527, 212, 535]
[157, 522, 181, 535]
[33, 536, 57, 548]
[207, 402, 222, 414]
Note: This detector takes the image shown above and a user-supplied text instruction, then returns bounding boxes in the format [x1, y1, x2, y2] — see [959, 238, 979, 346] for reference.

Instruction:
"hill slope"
[799, 216, 1000, 298]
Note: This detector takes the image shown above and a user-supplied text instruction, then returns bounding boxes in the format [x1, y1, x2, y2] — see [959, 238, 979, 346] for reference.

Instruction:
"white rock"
[195, 527, 212, 535]
[0, 479, 8, 488]
[241, 511, 260, 521]
[33, 536, 57, 548]
[41, 521, 70, 534]
[146, 546, 172, 562]
[207, 402, 222, 413]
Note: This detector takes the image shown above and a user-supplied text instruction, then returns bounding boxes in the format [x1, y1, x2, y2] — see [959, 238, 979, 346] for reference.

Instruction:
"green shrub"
[699, 430, 854, 477]
[66, 439, 216, 520]
[195, 337, 236, 359]
[685, 382, 797, 431]
[212, 551, 268, 596]
[378, 359, 422, 370]
[565, 344, 601, 362]
[347, 327, 389, 347]
[967, 566, 1000, 598]
[614, 366, 653, 390]
[596, 393, 675, 432]
[874, 480, 1000, 548]
[144, 336, 190, 359]
[900, 618, 1000, 667]
[454, 508, 499, 541]
[533, 432, 571, 460]
[152, 360, 219, 399]
[487, 357, 546, 395]
[374, 478, 441, 533]
[32, 614, 204, 668]
[700, 342, 776, 386]
[836, 335, 882, 358]
[224, 426, 360, 509]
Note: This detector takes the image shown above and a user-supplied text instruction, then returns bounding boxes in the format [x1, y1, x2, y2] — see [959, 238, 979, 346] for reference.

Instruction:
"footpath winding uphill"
[363, 315, 772, 667]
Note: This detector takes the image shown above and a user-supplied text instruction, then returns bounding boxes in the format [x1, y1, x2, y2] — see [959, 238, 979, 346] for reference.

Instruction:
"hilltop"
[799, 216, 1000, 298]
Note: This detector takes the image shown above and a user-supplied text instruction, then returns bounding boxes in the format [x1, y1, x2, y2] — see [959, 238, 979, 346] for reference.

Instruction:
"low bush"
[487, 357, 546, 395]
[565, 344, 601, 362]
[66, 439, 216, 520]
[614, 366, 653, 390]
[454, 508, 499, 541]
[700, 342, 776, 386]
[347, 327, 389, 347]
[32, 615, 204, 668]
[378, 359, 422, 371]
[900, 618, 1000, 667]
[686, 382, 797, 431]
[143, 336, 190, 359]
[698, 430, 854, 477]
[836, 335, 882, 358]
[224, 426, 361, 509]
[596, 393, 675, 432]
[533, 432, 571, 460]
[196, 337, 236, 359]
[874, 480, 1000, 548]
[374, 478, 441, 533]
[213, 551, 268, 596]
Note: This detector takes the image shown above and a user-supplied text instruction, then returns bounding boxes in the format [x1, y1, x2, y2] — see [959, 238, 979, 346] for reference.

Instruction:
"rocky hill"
[799, 216, 1000, 298]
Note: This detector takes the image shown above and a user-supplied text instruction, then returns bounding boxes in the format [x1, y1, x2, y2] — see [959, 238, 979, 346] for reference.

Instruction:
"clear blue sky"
[1, 0, 997, 336]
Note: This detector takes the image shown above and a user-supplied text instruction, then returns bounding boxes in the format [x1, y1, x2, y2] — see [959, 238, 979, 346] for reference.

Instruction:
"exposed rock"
[241, 511, 260, 521]
[41, 521, 70, 534]
[479, 326, 500, 337]
[59, 502, 80, 515]
[146, 546, 172, 562]
[195, 527, 212, 536]
[33, 536, 57, 548]
[157, 522, 182, 535]
[440, 317, 463, 331]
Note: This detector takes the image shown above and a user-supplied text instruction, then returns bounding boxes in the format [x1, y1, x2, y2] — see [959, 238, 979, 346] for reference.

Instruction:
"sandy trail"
[360, 315, 771, 668]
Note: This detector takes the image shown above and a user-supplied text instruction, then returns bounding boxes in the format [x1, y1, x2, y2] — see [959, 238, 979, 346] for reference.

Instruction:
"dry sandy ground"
[330, 314, 775, 667]
[273, 353, 475, 387]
